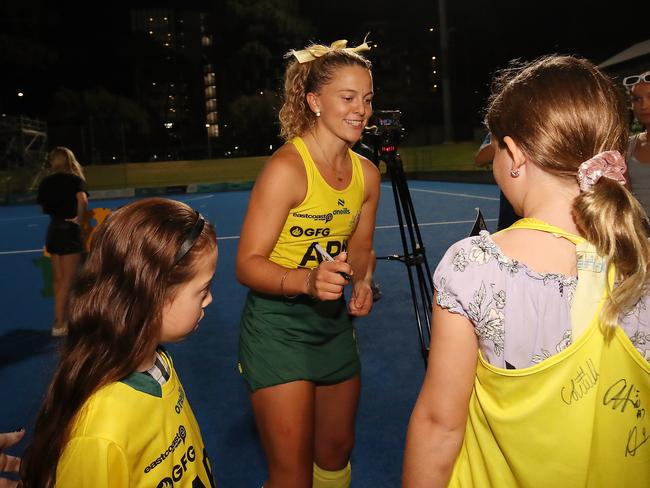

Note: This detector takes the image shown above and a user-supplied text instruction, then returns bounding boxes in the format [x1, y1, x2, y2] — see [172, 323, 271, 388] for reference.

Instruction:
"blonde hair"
[487, 55, 649, 332]
[48, 146, 85, 181]
[278, 45, 371, 141]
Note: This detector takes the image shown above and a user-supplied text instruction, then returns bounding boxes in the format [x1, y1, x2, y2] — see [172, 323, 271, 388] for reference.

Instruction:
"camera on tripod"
[363, 110, 405, 160]
[362, 109, 434, 367]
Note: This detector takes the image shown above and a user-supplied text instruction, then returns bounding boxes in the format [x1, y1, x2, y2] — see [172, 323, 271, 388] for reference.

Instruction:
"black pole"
[438, 0, 453, 142]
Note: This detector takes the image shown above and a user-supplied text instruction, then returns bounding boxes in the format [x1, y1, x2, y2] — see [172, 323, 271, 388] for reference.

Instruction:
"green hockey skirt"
[238, 291, 360, 392]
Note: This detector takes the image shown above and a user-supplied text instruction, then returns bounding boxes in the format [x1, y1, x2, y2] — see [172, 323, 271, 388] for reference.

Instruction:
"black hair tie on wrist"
[172, 211, 205, 266]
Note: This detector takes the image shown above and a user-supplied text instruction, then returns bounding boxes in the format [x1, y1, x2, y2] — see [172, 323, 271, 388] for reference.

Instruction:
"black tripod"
[363, 111, 434, 367]
[379, 148, 434, 367]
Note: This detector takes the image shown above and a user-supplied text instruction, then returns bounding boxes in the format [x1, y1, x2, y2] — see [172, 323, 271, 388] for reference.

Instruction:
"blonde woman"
[403, 56, 650, 487]
[37, 146, 88, 336]
[236, 39, 380, 488]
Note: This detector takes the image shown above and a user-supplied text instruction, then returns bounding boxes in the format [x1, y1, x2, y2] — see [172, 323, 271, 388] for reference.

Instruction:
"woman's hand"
[309, 252, 353, 301]
[349, 280, 373, 316]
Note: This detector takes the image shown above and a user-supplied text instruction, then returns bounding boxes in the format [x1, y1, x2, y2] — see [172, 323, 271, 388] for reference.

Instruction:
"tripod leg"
[385, 155, 434, 366]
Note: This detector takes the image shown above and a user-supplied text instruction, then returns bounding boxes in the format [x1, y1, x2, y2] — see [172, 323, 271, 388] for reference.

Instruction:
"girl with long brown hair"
[403, 55, 650, 486]
[21, 197, 218, 487]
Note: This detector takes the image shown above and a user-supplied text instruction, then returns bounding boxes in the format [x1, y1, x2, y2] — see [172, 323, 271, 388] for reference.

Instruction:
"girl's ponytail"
[573, 178, 650, 332]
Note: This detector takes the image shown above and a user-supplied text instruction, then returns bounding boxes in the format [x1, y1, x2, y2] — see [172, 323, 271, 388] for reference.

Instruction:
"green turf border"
[1, 142, 492, 205]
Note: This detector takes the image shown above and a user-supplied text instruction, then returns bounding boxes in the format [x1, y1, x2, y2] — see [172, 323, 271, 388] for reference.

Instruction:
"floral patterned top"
[434, 231, 650, 368]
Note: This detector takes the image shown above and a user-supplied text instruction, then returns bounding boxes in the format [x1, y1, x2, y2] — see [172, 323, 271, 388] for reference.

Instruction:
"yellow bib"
[450, 218, 650, 487]
[269, 136, 364, 269]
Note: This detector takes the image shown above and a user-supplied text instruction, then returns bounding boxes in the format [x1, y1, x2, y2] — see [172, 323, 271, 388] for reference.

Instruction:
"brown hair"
[486, 55, 649, 331]
[630, 74, 650, 130]
[21, 198, 216, 487]
[278, 44, 372, 141]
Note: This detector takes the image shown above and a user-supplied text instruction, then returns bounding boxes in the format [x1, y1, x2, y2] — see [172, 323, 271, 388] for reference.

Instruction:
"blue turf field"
[0, 180, 499, 487]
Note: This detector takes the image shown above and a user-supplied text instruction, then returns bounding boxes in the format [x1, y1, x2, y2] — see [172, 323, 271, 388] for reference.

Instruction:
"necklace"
[311, 132, 345, 182]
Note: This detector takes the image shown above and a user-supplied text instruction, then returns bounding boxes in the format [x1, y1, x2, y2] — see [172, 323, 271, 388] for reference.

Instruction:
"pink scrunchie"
[576, 150, 627, 192]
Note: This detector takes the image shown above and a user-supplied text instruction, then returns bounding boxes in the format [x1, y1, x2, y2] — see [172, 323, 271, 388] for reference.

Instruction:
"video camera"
[363, 110, 405, 158]
[363, 109, 434, 366]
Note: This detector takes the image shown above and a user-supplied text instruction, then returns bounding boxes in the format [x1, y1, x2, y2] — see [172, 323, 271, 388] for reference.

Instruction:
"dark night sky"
[1, 0, 647, 137]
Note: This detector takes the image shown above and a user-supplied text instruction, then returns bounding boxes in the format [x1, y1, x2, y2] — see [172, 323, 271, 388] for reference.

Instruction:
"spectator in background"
[475, 132, 520, 230]
[37, 147, 88, 336]
[624, 71, 650, 215]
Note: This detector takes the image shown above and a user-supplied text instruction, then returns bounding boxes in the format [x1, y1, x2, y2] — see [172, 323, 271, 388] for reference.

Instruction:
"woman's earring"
[316, 110, 321, 117]
[510, 169, 520, 178]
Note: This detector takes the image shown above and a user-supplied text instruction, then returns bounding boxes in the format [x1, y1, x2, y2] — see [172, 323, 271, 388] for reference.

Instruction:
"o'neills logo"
[144, 425, 187, 473]
[292, 212, 333, 223]
[175, 386, 185, 414]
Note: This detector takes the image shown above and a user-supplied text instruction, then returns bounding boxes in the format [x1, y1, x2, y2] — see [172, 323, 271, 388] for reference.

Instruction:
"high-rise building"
[130, 8, 218, 159]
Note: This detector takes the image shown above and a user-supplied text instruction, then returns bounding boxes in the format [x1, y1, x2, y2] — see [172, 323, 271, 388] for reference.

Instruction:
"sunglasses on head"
[623, 72, 650, 88]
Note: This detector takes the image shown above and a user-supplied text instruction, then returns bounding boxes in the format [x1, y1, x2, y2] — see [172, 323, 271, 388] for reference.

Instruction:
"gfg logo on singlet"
[289, 226, 330, 238]
[155, 446, 216, 488]
[155, 445, 196, 487]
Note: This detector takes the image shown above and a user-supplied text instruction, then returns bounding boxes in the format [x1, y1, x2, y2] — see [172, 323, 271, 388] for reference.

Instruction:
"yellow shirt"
[450, 220, 650, 487]
[269, 136, 364, 269]
[56, 350, 216, 487]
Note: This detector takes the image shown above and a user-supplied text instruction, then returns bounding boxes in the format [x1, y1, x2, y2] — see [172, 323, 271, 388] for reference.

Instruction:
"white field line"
[381, 184, 499, 201]
[376, 218, 496, 230]
[1, 186, 494, 225]
[182, 194, 216, 202]
[0, 218, 496, 255]
[1, 187, 496, 254]
[0, 194, 216, 224]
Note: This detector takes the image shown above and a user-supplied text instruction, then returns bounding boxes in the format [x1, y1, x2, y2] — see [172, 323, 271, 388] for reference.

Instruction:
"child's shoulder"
[449, 232, 487, 249]
[436, 230, 513, 277]
[443, 231, 498, 261]
[70, 374, 176, 443]
[69, 383, 137, 440]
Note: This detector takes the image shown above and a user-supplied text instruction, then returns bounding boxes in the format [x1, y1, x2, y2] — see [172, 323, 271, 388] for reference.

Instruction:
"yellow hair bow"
[288, 39, 371, 64]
